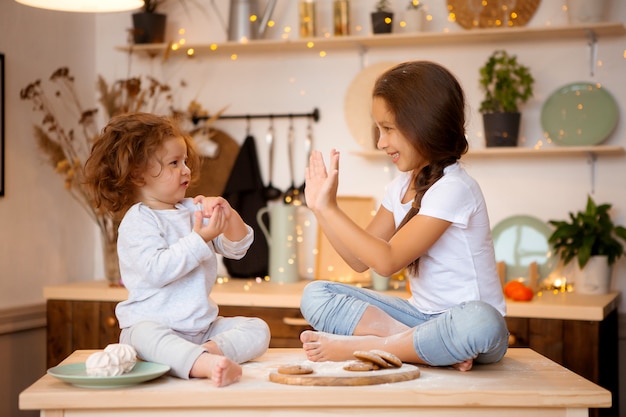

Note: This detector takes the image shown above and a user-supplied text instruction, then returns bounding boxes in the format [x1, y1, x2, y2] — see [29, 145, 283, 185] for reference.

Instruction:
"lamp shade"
[15, 0, 143, 13]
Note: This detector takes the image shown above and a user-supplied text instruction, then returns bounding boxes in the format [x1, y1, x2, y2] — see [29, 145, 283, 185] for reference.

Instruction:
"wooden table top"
[20, 348, 611, 412]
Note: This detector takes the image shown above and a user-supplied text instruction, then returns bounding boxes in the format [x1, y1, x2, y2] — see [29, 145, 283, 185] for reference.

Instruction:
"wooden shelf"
[352, 145, 625, 159]
[116, 22, 625, 58]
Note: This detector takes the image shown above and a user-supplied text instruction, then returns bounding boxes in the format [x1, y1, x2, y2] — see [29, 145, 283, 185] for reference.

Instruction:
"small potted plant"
[478, 50, 534, 147]
[548, 196, 626, 294]
[371, 0, 394, 34]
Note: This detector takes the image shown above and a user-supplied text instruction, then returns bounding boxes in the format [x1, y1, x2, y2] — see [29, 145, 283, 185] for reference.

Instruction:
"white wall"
[95, 0, 626, 308]
[0, 0, 97, 308]
[0, 0, 623, 317]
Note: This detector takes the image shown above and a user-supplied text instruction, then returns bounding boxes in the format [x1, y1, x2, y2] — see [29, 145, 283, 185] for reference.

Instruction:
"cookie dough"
[353, 350, 390, 369]
[343, 360, 379, 372]
[369, 349, 402, 368]
[277, 364, 314, 375]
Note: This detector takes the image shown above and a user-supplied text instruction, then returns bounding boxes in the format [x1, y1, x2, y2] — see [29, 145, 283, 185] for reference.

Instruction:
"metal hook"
[586, 29, 598, 77]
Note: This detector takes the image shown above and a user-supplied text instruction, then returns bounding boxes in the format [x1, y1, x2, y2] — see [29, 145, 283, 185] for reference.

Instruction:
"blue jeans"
[300, 281, 508, 366]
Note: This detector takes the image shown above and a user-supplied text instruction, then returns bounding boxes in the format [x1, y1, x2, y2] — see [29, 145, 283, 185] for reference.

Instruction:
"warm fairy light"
[284, 26, 292, 33]
[171, 43, 180, 51]
[399, 20, 407, 28]
[250, 14, 258, 22]
[231, 54, 238, 60]
[319, 51, 327, 57]
[448, 12, 456, 22]
[179, 39, 186, 45]
[210, 44, 218, 51]
[267, 20, 275, 28]
[178, 28, 185, 35]
[306, 41, 315, 48]
[186, 48, 194, 57]
[384, 17, 391, 24]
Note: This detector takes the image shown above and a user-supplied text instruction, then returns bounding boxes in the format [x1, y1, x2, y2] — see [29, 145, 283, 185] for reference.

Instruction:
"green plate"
[47, 361, 170, 389]
[541, 82, 618, 146]
[492, 215, 556, 283]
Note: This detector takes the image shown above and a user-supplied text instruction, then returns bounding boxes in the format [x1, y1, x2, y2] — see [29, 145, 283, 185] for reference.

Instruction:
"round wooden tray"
[269, 363, 420, 386]
[447, 0, 541, 29]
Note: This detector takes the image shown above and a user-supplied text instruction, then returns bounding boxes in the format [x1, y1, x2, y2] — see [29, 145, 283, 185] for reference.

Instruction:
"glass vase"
[102, 231, 122, 287]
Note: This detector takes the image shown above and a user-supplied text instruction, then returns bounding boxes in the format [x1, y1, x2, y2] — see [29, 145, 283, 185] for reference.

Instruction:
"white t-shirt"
[382, 163, 505, 316]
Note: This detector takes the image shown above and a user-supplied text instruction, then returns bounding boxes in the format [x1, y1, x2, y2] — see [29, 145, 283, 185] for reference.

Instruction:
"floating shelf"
[352, 146, 625, 160]
[116, 22, 625, 58]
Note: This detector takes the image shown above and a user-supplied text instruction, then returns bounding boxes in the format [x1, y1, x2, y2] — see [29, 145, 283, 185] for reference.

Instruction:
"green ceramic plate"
[541, 82, 619, 146]
[47, 361, 170, 389]
[492, 215, 556, 283]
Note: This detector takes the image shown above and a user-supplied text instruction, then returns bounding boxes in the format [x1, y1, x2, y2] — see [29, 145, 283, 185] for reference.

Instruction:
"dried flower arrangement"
[19, 67, 214, 284]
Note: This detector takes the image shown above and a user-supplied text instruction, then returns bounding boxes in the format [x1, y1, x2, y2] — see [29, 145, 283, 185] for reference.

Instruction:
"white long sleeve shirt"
[115, 199, 253, 332]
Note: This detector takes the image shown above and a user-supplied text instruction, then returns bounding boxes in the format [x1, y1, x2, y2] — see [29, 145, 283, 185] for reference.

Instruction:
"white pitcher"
[257, 203, 299, 283]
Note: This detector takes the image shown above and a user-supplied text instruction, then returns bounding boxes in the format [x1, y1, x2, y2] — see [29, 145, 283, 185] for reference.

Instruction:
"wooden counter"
[43, 279, 620, 321]
[20, 348, 610, 417]
[42, 280, 620, 417]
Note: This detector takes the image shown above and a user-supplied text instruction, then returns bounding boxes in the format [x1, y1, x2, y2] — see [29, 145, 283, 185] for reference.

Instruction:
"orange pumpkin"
[503, 280, 534, 302]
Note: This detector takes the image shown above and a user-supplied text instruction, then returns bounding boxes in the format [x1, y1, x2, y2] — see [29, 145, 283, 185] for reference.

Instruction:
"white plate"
[492, 215, 556, 282]
[47, 361, 170, 389]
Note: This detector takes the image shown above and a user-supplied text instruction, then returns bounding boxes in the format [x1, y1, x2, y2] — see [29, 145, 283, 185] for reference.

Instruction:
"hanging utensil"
[296, 117, 313, 205]
[264, 118, 282, 201]
[283, 117, 299, 204]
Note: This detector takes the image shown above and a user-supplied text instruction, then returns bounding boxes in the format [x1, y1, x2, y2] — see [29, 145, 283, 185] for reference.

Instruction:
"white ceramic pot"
[566, 0, 609, 24]
[571, 255, 611, 295]
[257, 203, 299, 283]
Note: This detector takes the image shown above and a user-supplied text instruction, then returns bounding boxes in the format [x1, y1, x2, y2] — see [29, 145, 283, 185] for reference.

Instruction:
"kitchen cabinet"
[505, 310, 618, 417]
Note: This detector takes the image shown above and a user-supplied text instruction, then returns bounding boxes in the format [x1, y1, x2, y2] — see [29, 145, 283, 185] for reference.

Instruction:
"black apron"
[221, 135, 269, 277]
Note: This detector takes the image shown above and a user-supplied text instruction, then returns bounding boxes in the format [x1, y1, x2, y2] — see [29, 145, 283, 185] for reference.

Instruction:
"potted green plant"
[548, 196, 626, 294]
[371, 0, 394, 34]
[132, 0, 168, 44]
[478, 50, 534, 147]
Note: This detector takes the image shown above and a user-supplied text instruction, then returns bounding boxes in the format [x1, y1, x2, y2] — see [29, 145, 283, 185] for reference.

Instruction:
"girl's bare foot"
[300, 330, 475, 372]
[452, 359, 473, 372]
[300, 330, 379, 362]
[190, 352, 242, 387]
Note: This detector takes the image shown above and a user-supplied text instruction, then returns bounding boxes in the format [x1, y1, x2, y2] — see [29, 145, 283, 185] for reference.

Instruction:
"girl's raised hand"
[193, 205, 226, 242]
[194, 196, 233, 221]
[304, 149, 340, 212]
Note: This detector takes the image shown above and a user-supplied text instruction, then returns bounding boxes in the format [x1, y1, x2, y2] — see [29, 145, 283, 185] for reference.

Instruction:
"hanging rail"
[192, 107, 320, 125]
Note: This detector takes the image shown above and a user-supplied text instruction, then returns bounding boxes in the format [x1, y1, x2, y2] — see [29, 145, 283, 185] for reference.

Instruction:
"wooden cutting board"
[269, 363, 420, 386]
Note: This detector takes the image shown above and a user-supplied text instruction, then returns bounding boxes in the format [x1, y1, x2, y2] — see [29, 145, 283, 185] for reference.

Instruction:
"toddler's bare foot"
[209, 355, 242, 387]
[190, 352, 242, 387]
[452, 359, 473, 372]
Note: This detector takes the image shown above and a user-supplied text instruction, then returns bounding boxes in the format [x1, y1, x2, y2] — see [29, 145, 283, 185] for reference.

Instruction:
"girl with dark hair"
[300, 61, 507, 371]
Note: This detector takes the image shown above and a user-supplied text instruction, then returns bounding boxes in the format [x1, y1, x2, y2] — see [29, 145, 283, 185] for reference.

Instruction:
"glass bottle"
[299, 0, 316, 38]
[333, 0, 350, 36]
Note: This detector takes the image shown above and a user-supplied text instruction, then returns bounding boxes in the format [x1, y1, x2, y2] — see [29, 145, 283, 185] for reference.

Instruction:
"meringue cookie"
[104, 343, 137, 372]
[85, 351, 124, 377]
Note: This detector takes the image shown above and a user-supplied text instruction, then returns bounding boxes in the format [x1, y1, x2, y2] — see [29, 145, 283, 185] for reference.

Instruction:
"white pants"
[120, 316, 270, 379]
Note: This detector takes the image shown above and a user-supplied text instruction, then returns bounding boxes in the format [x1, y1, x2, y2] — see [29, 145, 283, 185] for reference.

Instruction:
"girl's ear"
[130, 170, 146, 187]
